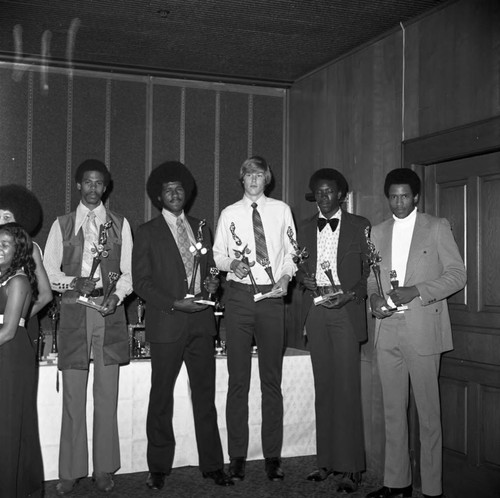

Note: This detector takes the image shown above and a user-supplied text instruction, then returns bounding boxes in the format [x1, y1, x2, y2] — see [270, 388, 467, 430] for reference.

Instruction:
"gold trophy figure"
[47, 297, 60, 360]
[230, 222, 262, 299]
[315, 261, 343, 305]
[287, 226, 322, 304]
[197, 266, 220, 306]
[388, 269, 408, 311]
[77, 220, 115, 311]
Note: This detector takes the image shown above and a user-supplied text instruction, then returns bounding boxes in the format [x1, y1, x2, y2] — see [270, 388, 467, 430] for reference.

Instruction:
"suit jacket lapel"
[337, 211, 355, 265]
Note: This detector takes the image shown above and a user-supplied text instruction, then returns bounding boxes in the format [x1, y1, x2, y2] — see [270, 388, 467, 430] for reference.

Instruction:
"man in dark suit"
[132, 161, 233, 490]
[296, 168, 370, 494]
[365, 168, 466, 498]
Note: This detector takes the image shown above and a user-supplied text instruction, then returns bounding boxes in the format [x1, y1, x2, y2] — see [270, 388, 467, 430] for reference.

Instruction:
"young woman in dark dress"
[0, 223, 44, 497]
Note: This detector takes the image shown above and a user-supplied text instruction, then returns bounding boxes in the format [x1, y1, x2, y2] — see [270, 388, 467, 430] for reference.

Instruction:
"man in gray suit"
[366, 168, 466, 498]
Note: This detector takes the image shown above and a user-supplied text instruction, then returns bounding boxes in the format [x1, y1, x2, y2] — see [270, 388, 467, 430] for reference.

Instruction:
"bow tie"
[317, 217, 339, 232]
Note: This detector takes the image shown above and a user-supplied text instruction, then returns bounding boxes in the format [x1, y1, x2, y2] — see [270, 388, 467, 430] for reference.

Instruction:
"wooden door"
[423, 152, 500, 498]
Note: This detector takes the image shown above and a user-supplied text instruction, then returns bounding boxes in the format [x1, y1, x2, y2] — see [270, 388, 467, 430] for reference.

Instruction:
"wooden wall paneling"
[482, 385, 500, 467]
[70, 75, 107, 211]
[184, 87, 217, 230]
[31, 70, 69, 244]
[480, 173, 500, 311]
[440, 377, 467, 454]
[251, 94, 285, 201]
[0, 64, 29, 186]
[404, 0, 500, 139]
[218, 91, 250, 218]
[151, 82, 182, 169]
[108, 78, 148, 235]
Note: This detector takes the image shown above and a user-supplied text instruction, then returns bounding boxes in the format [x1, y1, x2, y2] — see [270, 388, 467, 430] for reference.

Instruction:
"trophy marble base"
[254, 287, 283, 302]
[195, 299, 216, 306]
[313, 289, 343, 306]
[77, 295, 106, 312]
[381, 304, 409, 312]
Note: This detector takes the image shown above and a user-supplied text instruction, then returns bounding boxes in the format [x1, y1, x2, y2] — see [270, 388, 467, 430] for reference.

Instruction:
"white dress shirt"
[161, 208, 201, 294]
[315, 209, 342, 286]
[213, 194, 296, 285]
[44, 201, 133, 304]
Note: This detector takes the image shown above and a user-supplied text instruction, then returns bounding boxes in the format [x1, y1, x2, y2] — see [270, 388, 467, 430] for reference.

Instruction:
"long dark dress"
[0, 273, 44, 497]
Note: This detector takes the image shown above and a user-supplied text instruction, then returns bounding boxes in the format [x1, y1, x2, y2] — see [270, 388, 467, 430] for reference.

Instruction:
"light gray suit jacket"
[368, 212, 466, 355]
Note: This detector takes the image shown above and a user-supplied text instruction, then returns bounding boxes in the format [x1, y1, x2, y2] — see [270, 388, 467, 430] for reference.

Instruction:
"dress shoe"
[229, 457, 246, 481]
[56, 479, 78, 495]
[92, 472, 114, 492]
[202, 469, 234, 486]
[337, 472, 362, 493]
[265, 457, 285, 481]
[306, 467, 334, 481]
[146, 472, 166, 490]
[366, 485, 413, 498]
[423, 495, 443, 497]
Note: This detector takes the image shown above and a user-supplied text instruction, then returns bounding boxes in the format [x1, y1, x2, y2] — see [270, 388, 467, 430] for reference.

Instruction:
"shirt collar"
[243, 194, 266, 208]
[393, 206, 417, 224]
[318, 207, 342, 221]
[162, 208, 186, 226]
[75, 202, 106, 235]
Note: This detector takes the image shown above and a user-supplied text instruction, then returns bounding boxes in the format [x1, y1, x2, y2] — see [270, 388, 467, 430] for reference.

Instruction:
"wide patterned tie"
[252, 202, 269, 264]
[176, 217, 194, 281]
[82, 210, 99, 277]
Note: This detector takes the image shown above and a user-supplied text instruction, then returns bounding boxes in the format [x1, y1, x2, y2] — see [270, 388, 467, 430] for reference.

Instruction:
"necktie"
[176, 217, 194, 280]
[82, 210, 99, 277]
[252, 202, 269, 263]
[317, 217, 339, 232]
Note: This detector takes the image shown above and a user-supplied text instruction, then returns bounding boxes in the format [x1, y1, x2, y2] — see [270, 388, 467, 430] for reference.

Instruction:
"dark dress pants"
[306, 303, 365, 472]
[146, 310, 224, 474]
[224, 285, 285, 458]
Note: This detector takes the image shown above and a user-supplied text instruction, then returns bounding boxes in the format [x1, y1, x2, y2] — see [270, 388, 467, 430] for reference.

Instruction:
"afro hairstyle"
[383, 168, 421, 197]
[146, 161, 196, 210]
[0, 184, 43, 235]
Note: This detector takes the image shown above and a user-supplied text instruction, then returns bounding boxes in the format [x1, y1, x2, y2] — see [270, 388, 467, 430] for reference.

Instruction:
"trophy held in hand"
[197, 266, 220, 306]
[229, 222, 263, 301]
[77, 220, 118, 312]
[313, 261, 343, 305]
[388, 269, 408, 311]
[287, 226, 323, 305]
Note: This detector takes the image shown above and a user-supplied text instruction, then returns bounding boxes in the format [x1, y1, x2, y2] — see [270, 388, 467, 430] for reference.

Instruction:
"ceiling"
[0, 0, 448, 86]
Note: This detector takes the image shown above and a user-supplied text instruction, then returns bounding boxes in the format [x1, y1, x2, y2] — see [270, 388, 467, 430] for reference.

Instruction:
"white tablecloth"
[37, 348, 316, 480]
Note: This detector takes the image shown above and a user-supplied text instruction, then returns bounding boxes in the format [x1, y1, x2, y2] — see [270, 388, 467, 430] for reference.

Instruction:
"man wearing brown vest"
[44, 159, 133, 495]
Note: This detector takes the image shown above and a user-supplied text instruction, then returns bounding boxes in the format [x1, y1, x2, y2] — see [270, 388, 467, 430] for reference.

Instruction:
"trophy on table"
[197, 266, 220, 306]
[287, 226, 326, 305]
[77, 221, 119, 312]
[230, 222, 279, 302]
[47, 297, 60, 359]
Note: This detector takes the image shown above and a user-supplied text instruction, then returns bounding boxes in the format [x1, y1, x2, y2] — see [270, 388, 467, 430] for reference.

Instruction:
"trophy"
[314, 261, 343, 305]
[197, 267, 220, 306]
[287, 227, 323, 305]
[77, 220, 115, 311]
[388, 269, 408, 311]
[47, 297, 59, 359]
[230, 222, 280, 302]
[214, 301, 226, 355]
[365, 227, 406, 312]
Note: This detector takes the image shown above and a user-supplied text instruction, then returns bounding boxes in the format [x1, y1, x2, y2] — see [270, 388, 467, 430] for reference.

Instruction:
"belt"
[0, 314, 25, 327]
[229, 281, 274, 293]
[88, 288, 105, 297]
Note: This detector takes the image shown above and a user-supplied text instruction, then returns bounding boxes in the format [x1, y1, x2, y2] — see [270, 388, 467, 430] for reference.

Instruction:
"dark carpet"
[42, 456, 430, 497]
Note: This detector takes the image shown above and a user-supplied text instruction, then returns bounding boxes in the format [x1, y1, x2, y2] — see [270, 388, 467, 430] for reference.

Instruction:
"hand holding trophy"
[77, 220, 119, 312]
[287, 226, 323, 304]
[197, 266, 220, 306]
[185, 220, 210, 300]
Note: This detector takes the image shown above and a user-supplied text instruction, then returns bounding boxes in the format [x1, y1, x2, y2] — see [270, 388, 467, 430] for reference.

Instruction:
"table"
[37, 348, 316, 480]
